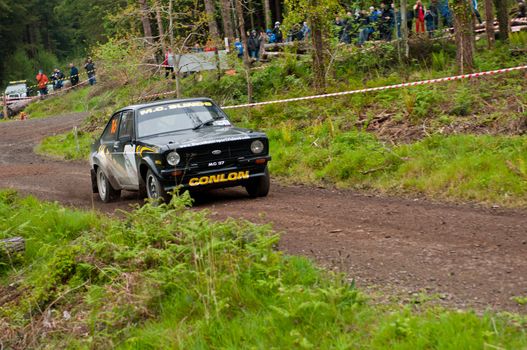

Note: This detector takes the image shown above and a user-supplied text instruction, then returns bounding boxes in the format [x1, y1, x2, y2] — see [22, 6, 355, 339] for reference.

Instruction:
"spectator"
[414, 0, 426, 33]
[379, 2, 394, 41]
[191, 43, 203, 52]
[234, 38, 244, 58]
[519, 0, 527, 17]
[69, 63, 79, 87]
[472, 0, 482, 24]
[429, 0, 439, 30]
[291, 23, 304, 41]
[425, 9, 435, 37]
[247, 30, 260, 60]
[358, 10, 372, 45]
[407, 5, 415, 34]
[396, 8, 402, 38]
[369, 6, 380, 22]
[438, 0, 452, 27]
[266, 29, 276, 43]
[51, 68, 65, 90]
[84, 57, 96, 85]
[389, 3, 396, 37]
[366, 7, 380, 40]
[36, 69, 49, 96]
[163, 48, 175, 79]
[273, 22, 283, 43]
[335, 16, 345, 41]
[301, 21, 311, 41]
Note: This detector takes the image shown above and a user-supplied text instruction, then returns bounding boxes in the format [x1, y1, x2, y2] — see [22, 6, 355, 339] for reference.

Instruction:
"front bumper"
[159, 155, 271, 191]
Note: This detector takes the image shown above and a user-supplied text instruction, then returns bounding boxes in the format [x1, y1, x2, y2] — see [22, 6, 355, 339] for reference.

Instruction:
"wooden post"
[2, 94, 7, 119]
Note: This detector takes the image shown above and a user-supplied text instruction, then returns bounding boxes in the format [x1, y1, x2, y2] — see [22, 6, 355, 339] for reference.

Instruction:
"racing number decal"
[110, 119, 118, 134]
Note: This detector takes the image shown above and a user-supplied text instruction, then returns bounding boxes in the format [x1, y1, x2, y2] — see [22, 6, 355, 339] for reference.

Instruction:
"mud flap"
[90, 169, 98, 193]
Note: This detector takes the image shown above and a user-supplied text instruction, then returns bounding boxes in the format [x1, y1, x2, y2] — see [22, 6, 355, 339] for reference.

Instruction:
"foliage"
[1, 191, 527, 348]
[25, 87, 90, 118]
[268, 128, 527, 206]
[509, 31, 527, 50]
[0, 0, 128, 89]
[36, 129, 95, 160]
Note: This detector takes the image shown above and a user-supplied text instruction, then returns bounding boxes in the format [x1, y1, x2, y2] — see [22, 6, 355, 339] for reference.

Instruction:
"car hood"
[138, 126, 265, 151]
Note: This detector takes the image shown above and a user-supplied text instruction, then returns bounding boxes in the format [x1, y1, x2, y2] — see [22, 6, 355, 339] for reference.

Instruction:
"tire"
[246, 167, 270, 198]
[145, 169, 171, 203]
[96, 167, 121, 203]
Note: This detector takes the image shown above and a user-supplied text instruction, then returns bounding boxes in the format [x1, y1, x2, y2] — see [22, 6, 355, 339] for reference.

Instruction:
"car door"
[99, 112, 121, 186]
[112, 110, 139, 188]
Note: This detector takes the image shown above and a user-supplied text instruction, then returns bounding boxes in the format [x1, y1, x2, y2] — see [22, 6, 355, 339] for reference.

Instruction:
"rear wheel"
[96, 168, 121, 202]
[246, 167, 270, 198]
[146, 169, 171, 203]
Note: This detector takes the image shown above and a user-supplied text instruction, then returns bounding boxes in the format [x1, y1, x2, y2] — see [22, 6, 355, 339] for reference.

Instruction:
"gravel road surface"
[1, 113, 526, 311]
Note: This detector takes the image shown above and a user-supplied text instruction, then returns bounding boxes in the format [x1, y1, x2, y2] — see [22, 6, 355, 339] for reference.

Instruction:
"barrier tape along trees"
[135, 64, 527, 109]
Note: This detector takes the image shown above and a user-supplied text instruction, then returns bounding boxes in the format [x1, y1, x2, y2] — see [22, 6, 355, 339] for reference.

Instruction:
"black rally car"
[90, 98, 271, 202]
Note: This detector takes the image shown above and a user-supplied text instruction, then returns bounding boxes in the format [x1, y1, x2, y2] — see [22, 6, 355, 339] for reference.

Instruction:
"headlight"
[166, 151, 180, 166]
[250, 140, 264, 154]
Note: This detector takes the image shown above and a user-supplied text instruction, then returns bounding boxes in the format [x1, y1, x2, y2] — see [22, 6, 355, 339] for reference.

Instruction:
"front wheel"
[146, 169, 171, 203]
[96, 168, 121, 203]
[246, 167, 270, 198]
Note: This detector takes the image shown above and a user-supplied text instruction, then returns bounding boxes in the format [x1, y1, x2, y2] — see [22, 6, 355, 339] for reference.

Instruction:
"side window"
[101, 113, 121, 143]
[118, 110, 134, 140]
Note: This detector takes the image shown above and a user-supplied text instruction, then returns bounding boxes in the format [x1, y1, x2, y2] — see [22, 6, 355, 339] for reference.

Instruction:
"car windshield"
[5, 84, 26, 94]
[137, 101, 226, 138]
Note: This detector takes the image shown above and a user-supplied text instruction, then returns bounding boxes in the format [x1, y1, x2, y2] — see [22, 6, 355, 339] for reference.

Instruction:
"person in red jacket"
[36, 70, 49, 96]
[414, 0, 426, 33]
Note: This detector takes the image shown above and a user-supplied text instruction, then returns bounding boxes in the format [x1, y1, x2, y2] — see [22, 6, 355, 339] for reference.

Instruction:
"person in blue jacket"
[234, 38, 244, 58]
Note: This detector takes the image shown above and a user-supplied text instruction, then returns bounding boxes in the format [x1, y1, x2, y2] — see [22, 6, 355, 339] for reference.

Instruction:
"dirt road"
[1, 113, 526, 312]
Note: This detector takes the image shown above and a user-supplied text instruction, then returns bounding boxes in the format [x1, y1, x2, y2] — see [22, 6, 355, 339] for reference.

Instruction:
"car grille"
[178, 140, 263, 169]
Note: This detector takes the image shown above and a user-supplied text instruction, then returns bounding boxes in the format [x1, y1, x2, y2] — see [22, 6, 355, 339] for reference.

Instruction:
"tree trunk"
[138, 0, 154, 45]
[494, 0, 509, 40]
[274, 0, 281, 22]
[175, 55, 182, 98]
[310, 0, 326, 91]
[235, 0, 253, 103]
[220, 0, 235, 43]
[204, 0, 221, 44]
[401, 0, 409, 59]
[485, 0, 494, 48]
[153, 0, 166, 51]
[248, 0, 255, 29]
[263, 0, 272, 29]
[452, 0, 475, 73]
[169, 0, 174, 47]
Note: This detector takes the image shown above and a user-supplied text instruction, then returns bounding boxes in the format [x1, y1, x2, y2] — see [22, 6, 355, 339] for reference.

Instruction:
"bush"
[0, 192, 526, 348]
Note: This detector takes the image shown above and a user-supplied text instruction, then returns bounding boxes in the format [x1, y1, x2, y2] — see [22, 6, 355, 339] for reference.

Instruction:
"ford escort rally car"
[90, 98, 271, 202]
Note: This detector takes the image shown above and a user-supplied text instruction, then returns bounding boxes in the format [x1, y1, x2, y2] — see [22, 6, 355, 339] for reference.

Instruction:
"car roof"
[116, 97, 216, 113]
[5, 84, 27, 91]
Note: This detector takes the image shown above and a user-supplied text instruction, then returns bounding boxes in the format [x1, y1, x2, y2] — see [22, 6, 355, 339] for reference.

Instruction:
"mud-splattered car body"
[90, 98, 271, 202]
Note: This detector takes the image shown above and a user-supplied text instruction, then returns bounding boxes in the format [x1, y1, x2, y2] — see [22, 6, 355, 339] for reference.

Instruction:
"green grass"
[36, 129, 95, 160]
[267, 130, 527, 206]
[24, 87, 91, 118]
[1, 190, 526, 349]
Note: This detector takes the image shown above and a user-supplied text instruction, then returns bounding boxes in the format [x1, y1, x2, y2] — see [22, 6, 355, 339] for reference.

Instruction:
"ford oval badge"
[212, 149, 222, 155]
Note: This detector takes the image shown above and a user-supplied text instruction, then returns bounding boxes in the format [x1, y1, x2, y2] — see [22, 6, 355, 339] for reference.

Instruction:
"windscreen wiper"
[193, 118, 215, 130]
